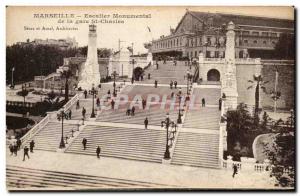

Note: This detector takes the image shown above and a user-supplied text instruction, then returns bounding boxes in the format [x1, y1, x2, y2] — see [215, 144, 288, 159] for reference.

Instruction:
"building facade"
[150, 10, 294, 59]
[16, 37, 78, 50]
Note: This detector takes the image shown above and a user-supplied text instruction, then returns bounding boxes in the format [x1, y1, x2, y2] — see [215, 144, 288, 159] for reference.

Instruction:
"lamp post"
[111, 71, 118, 97]
[59, 66, 72, 102]
[161, 114, 175, 159]
[11, 67, 15, 88]
[186, 70, 191, 94]
[130, 59, 136, 82]
[58, 108, 67, 148]
[290, 109, 294, 129]
[90, 83, 97, 118]
[177, 95, 183, 124]
[21, 84, 29, 115]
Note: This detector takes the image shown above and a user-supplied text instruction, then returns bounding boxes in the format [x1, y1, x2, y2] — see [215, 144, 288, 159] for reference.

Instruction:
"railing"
[204, 58, 225, 62]
[221, 156, 294, 174]
[63, 93, 79, 112]
[20, 114, 50, 146]
[235, 58, 261, 64]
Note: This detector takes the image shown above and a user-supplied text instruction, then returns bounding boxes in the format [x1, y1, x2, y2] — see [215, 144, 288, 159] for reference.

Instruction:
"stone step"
[7, 165, 165, 189]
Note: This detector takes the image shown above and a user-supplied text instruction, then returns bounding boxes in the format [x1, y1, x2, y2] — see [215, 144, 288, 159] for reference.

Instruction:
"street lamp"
[177, 95, 184, 124]
[58, 66, 72, 102]
[58, 108, 67, 148]
[111, 71, 118, 97]
[11, 67, 15, 89]
[161, 114, 176, 159]
[90, 83, 97, 118]
[186, 70, 192, 94]
[290, 109, 294, 129]
[130, 59, 136, 82]
[21, 84, 29, 115]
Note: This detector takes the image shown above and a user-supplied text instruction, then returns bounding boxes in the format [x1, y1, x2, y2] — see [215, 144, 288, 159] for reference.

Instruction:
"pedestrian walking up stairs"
[66, 125, 166, 163]
[7, 165, 172, 189]
[171, 132, 220, 168]
[23, 122, 78, 152]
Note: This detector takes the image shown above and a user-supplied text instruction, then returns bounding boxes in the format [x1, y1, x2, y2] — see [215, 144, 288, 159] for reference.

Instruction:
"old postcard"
[6, 6, 295, 191]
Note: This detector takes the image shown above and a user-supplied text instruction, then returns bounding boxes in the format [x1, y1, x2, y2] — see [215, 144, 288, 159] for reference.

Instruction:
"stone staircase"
[170, 85, 221, 168]
[171, 132, 220, 168]
[183, 107, 221, 129]
[7, 165, 169, 189]
[23, 122, 78, 152]
[65, 125, 166, 163]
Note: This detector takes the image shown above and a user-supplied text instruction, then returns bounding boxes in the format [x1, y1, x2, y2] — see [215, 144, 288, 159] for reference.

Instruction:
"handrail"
[20, 114, 50, 146]
[63, 93, 79, 112]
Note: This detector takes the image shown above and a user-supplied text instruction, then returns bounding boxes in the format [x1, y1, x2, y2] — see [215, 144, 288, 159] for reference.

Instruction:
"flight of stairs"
[170, 85, 221, 168]
[23, 122, 78, 152]
[171, 132, 220, 168]
[7, 165, 170, 189]
[66, 125, 167, 163]
[183, 107, 221, 129]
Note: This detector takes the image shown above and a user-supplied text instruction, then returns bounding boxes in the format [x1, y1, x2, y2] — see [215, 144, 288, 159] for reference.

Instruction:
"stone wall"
[236, 60, 295, 110]
[261, 61, 295, 110]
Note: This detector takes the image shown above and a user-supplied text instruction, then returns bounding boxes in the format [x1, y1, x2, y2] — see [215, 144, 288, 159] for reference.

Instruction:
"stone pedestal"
[147, 52, 153, 65]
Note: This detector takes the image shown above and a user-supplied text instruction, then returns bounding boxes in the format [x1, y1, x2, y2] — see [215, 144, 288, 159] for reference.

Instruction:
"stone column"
[222, 21, 238, 109]
[198, 52, 204, 81]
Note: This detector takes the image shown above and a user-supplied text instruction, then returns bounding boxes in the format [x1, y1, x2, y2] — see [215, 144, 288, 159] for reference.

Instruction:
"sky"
[6, 6, 294, 54]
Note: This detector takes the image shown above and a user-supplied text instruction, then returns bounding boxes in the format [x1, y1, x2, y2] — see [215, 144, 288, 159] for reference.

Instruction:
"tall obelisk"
[78, 24, 101, 89]
[222, 21, 238, 109]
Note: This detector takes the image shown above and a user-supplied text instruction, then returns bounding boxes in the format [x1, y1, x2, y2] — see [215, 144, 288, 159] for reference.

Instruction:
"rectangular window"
[244, 40, 248, 44]
[243, 31, 250, 35]
[252, 31, 259, 36]
[206, 51, 210, 58]
[262, 32, 268, 37]
[215, 51, 219, 58]
[271, 33, 277, 37]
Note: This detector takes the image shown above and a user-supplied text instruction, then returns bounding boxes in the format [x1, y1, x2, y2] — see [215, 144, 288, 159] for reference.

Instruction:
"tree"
[264, 117, 295, 187]
[247, 75, 268, 124]
[226, 103, 255, 158]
